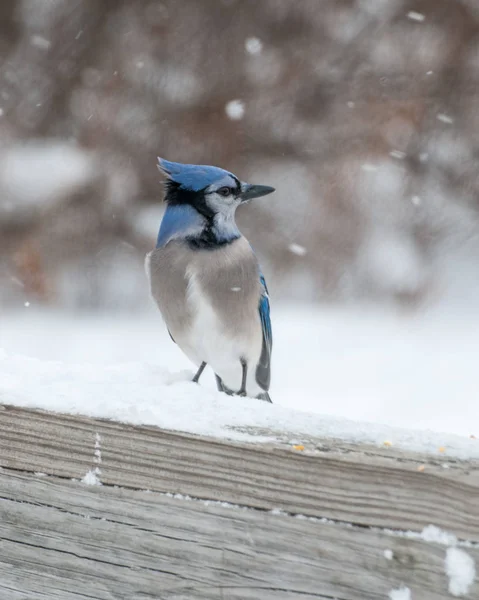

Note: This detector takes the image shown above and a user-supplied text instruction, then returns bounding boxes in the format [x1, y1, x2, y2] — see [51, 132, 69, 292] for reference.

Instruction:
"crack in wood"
[2, 464, 479, 550]
[0, 533, 194, 581]
[0, 583, 99, 600]
[217, 587, 338, 598]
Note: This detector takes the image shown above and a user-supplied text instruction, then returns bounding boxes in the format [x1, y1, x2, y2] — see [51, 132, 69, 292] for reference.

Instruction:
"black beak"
[240, 184, 275, 202]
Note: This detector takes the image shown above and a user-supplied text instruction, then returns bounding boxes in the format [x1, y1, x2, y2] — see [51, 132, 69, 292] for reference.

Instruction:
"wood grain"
[1, 404, 479, 543]
[1, 469, 478, 600]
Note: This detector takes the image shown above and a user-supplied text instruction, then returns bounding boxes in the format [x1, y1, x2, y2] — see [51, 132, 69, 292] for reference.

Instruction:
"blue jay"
[146, 158, 275, 402]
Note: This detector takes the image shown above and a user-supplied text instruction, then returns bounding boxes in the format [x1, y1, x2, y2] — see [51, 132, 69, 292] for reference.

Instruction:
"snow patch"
[0, 142, 95, 211]
[389, 587, 411, 600]
[81, 468, 101, 486]
[2, 309, 479, 457]
[421, 525, 457, 546]
[384, 549, 394, 560]
[445, 548, 476, 597]
[80, 433, 102, 485]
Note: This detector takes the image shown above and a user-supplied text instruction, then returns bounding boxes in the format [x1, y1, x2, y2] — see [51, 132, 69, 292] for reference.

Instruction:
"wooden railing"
[0, 404, 478, 599]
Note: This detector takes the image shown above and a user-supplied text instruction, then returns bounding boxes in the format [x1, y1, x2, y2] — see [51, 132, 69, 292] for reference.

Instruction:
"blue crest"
[158, 158, 235, 192]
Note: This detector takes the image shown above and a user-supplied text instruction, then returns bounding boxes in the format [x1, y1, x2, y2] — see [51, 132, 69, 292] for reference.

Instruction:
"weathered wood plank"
[1, 404, 478, 542]
[0, 407, 479, 541]
[1, 469, 478, 600]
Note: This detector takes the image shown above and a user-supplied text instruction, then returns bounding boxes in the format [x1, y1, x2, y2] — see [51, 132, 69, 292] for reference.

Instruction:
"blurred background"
[1, 0, 479, 311]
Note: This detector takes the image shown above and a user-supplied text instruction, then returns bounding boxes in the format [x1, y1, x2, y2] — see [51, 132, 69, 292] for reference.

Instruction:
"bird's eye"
[217, 186, 231, 197]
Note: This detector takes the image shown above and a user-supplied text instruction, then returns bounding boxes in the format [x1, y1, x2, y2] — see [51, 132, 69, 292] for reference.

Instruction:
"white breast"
[183, 269, 263, 396]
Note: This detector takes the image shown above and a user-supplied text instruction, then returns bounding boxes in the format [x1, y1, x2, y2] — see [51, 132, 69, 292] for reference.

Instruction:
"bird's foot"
[256, 391, 272, 403]
[215, 375, 235, 396]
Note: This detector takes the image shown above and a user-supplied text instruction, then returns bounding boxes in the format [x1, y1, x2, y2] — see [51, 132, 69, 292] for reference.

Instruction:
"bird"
[145, 158, 275, 402]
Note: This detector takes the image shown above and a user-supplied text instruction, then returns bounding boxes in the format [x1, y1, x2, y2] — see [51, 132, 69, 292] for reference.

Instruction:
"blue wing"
[256, 273, 272, 391]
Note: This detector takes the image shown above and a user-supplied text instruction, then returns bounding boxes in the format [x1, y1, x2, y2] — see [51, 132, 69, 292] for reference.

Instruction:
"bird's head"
[158, 158, 275, 220]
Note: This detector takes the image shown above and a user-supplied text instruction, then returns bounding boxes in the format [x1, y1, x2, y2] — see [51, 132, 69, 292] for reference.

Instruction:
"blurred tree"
[1, 0, 479, 309]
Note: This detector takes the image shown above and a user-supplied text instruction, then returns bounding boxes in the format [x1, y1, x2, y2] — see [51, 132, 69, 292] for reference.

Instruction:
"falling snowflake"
[225, 100, 245, 120]
[288, 243, 307, 257]
[245, 37, 263, 55]
[361, 163, 378, 172]
[407, 11, 425, 22]
[437, 113, 454, 124]
[30, 35, 51, 50]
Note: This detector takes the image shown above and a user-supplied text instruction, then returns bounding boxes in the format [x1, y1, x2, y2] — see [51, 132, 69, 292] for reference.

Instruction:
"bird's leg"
[215, 374, 234, 396]
[238, 358, 247, 396]
[192, 361, 207, 383]
[215, 374, 225, 392]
